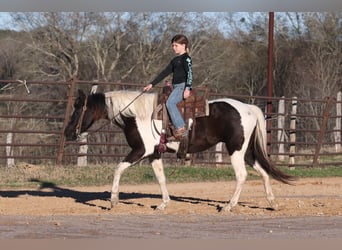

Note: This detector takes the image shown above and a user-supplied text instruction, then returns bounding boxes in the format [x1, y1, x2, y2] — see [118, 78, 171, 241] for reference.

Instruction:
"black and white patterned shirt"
[151, 53, 193, 90]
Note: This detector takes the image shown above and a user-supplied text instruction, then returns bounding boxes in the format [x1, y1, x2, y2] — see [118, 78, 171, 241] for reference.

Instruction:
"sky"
[0, 12, 237, 33]
[0, 12, 13, 30]
[1, 0, 341, 12]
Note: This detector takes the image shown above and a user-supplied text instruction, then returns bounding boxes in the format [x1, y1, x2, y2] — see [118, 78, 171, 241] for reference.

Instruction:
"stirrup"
[173, 127, 187, 140]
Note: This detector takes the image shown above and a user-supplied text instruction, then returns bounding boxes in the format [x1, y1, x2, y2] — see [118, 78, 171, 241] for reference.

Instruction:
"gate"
[1, 78, 341, 168]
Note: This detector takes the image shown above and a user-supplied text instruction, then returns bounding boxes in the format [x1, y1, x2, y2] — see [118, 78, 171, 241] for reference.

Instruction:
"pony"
[64, 89, 294, 212]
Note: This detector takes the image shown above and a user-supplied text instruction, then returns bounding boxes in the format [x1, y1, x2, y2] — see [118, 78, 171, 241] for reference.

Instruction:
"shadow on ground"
[0, 178, 272, 212]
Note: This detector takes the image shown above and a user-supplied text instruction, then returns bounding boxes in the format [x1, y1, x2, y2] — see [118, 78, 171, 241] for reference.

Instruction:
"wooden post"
[6, 132, 15, 167]
[6, 106, 19, 167]
[289, 97, 297, 169]
[215, 142, 223, 167]
[77, 132, 88, 166]
[266, 12, 274, 155]
[277, 97, 285, 161]
[334, 91, 341, 152]
[77, 84, 98, 166]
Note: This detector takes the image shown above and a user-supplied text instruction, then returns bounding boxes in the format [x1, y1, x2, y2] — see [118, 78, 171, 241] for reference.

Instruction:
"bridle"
[74, 91, 146, 138]
[75, 95, 88, 138]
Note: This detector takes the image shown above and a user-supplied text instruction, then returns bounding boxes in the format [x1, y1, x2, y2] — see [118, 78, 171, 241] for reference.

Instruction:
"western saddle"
[152, 85, 209, 158]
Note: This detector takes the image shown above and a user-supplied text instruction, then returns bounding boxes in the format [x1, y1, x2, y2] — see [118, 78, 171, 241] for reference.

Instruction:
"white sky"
[0, 12, 15, 30]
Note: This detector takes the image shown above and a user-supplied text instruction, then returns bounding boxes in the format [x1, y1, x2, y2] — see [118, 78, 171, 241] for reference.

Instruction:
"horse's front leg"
[110, 162, 131, 208]
[151, 158, 170, 210]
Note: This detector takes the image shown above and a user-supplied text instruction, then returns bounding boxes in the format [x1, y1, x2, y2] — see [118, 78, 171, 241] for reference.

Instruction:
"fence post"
[312, 96, 335, 167]
[6, 105, 20, 167]
[215, 142, 223, 167]
[77, 84, 98, 166]
[277, 97, 285, 161]
[334, 91, 341, 152]
[56, 78, 77, 165]
[289, 97, 297, 169]
[6, 132, 15, 167]
[77, 133, 88, 166]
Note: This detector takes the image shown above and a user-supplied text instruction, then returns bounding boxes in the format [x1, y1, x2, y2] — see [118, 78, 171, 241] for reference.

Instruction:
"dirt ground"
[1, 177, 342, 239]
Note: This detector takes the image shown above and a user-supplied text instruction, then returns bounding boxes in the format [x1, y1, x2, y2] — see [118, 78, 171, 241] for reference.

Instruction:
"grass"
[282, 166, 342, 178]
[0, 163, 341, 189]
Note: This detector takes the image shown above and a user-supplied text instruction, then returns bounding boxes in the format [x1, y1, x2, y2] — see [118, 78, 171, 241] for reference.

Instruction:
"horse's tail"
[248, 105, 296, 184]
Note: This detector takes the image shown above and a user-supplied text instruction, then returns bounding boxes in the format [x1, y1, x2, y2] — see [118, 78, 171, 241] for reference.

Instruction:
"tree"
[0, 30, 27, 81]
[11, 12, 98, 80]
[292, 12, 342, 99]
[218, 12, 269, 96]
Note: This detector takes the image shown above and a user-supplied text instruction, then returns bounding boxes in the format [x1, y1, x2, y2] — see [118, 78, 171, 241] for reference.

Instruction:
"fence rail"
[1, 78, 341, 168]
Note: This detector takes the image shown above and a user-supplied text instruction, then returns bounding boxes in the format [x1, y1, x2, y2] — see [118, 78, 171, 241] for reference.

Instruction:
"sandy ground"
[0, 177, 342, 239]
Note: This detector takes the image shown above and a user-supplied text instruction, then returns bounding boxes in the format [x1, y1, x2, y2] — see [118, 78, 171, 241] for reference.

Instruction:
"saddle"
[152, 85, 209, 158]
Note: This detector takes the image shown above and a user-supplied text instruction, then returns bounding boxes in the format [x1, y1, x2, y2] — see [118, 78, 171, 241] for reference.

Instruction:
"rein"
[76, 91, 146, 137]
[111, 91, 146, 121]
[75, 95, 88, 137]
[75, 90, 181, 177]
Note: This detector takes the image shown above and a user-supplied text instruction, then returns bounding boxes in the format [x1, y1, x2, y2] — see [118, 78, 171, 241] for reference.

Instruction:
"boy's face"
[172, 42, 186, 55]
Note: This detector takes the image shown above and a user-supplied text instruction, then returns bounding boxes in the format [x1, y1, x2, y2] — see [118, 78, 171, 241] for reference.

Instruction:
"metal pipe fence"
[1, 79, 341, 168]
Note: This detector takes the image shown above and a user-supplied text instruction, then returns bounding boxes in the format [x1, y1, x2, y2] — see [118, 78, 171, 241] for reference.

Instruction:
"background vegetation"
[1, 12, 341, 98]
[1, 12, 342, 169]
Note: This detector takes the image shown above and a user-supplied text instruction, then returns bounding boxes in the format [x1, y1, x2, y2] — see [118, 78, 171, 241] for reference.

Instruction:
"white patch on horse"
[151, 158, 170, 209]
[136, 117, 159, 157]
[65, 90, 292, 212]
[151, 119, 180, 152]
[105, 91, 157, 126]
[210, 98, 257, 148]
[111, 161, 131, 207]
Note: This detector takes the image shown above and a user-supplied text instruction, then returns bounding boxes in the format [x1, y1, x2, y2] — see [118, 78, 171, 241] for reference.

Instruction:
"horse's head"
[64, 89, 107, 141]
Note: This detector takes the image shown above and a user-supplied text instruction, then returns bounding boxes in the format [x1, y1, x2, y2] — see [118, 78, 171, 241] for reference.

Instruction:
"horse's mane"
[88, 92, 107, 111]
[105, 91, 157, 126]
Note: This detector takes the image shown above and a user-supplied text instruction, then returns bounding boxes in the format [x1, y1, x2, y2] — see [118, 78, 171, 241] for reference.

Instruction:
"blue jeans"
[166, 82, 185, 130]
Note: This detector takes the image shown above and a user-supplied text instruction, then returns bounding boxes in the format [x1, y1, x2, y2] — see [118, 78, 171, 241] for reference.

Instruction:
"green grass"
[281, 166, 342, 178]
[0, 164, 341, 189]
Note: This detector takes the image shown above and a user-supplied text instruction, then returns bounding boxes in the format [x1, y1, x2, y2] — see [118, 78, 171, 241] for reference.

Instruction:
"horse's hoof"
[268, 200, 279, 211]
[219, 204, 233, 213]
[156, 202, 168, 210]
[110, 200, 119, 209]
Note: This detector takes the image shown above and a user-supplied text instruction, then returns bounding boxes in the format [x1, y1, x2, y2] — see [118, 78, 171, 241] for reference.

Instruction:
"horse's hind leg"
[252, 162, 277, 209]
[222, 151, 247, 212]
[151, 158, 170, 210]
[110, 162, 131, 208]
